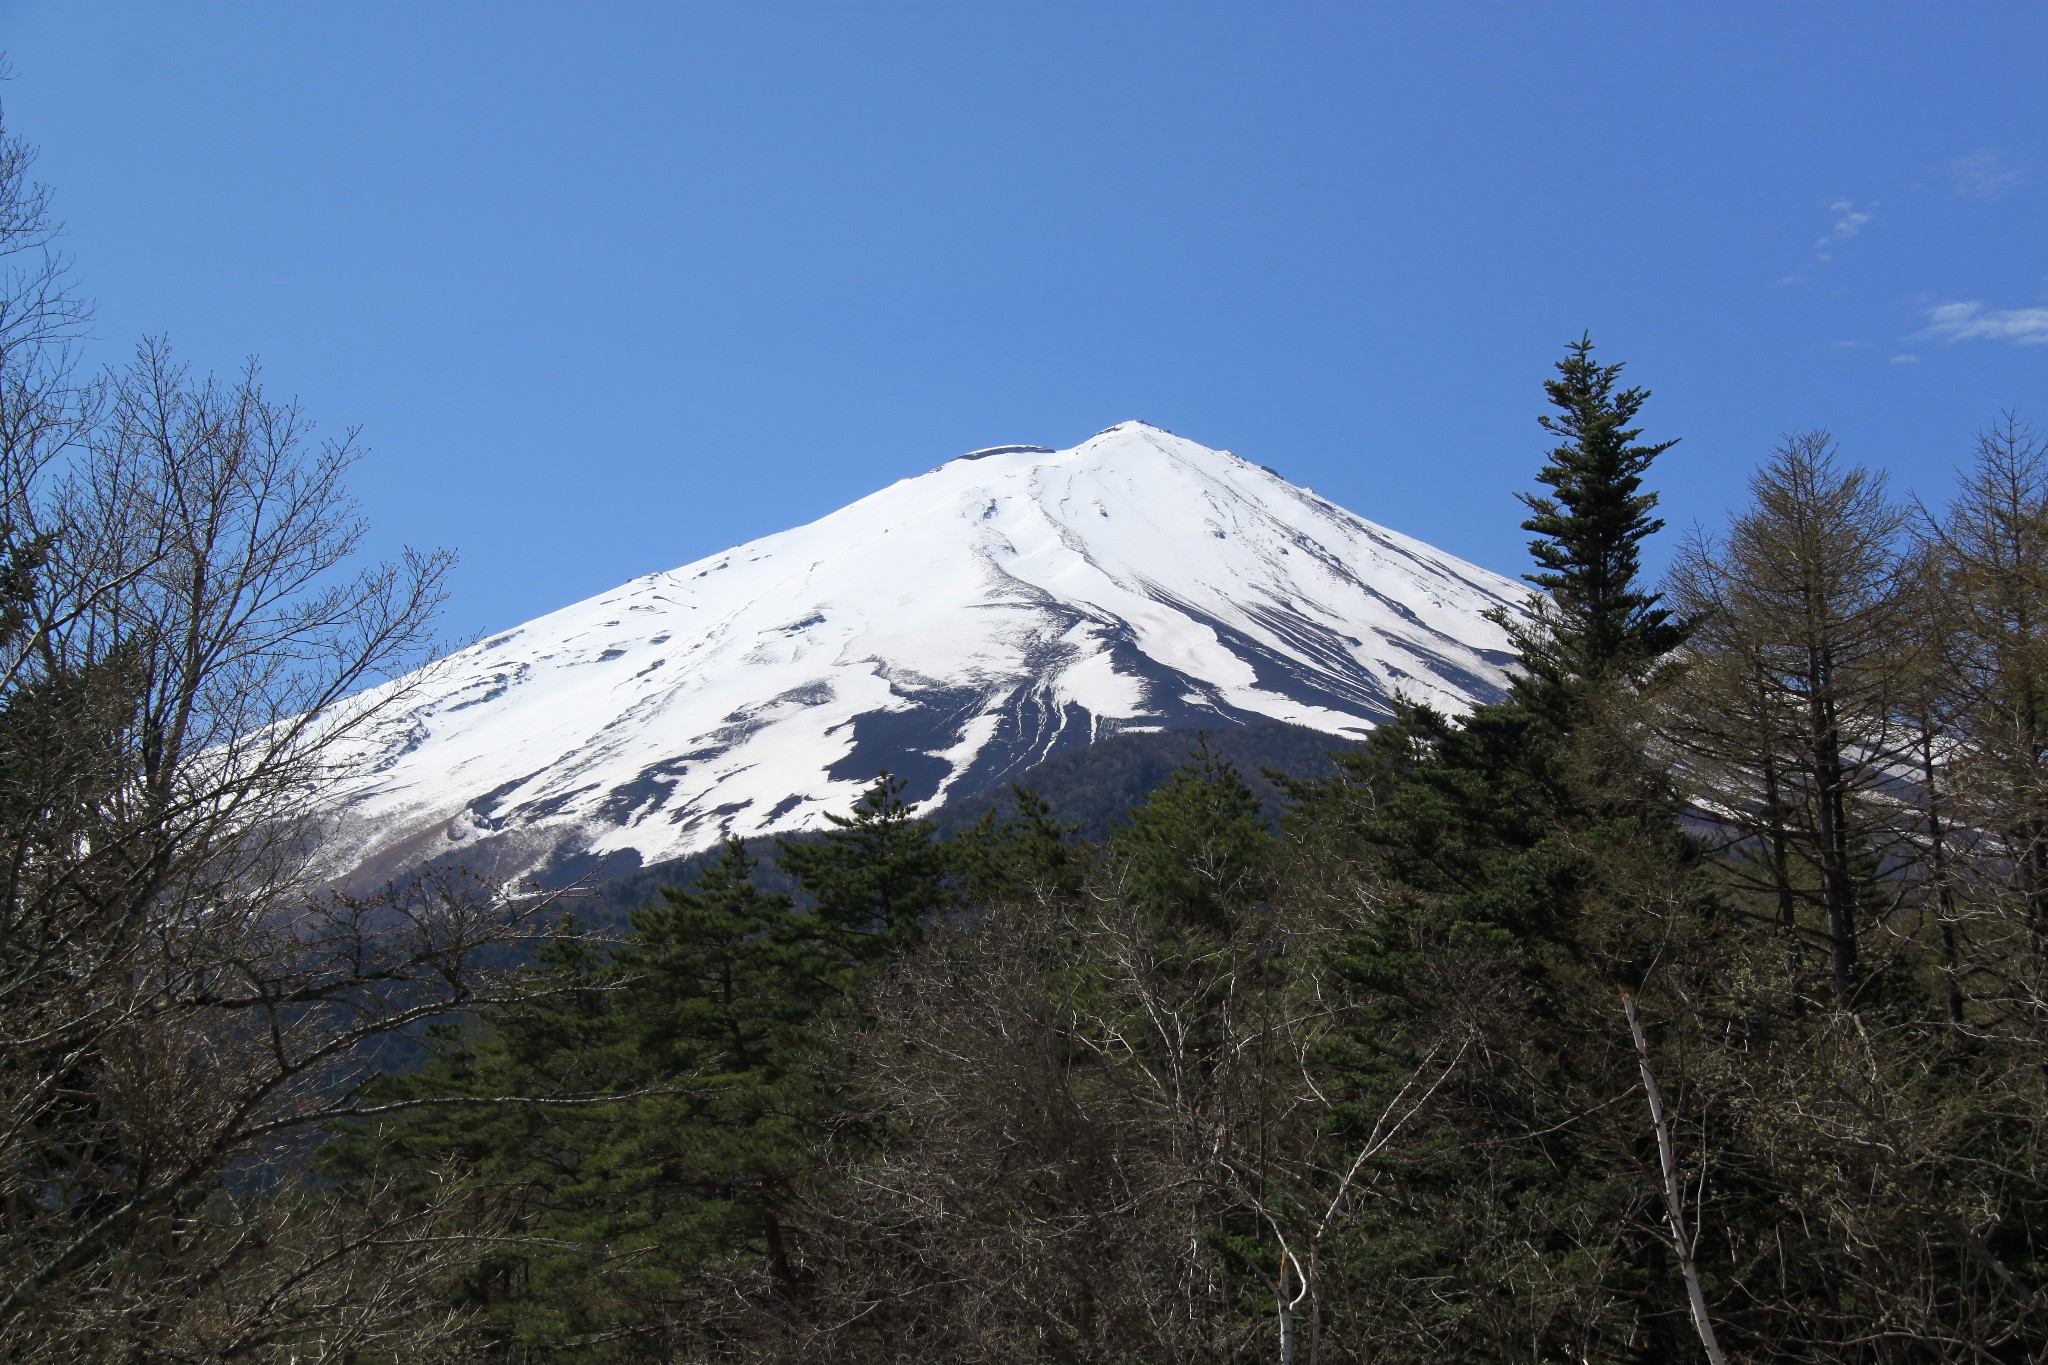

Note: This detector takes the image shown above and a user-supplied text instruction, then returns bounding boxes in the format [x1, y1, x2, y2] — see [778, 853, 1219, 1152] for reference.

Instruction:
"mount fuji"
[322, 422, 1529, 884]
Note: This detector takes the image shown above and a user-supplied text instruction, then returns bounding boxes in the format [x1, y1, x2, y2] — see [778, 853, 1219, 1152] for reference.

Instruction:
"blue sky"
[3, 3, 2043, 645]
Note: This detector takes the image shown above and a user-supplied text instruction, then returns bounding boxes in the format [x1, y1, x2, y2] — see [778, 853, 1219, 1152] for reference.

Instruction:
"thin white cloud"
[1950, 149, 2027, 200]
[1890, 354, 1918, 364]
[1815, 198, 1873, 259]
[1781, 198, 1875, 284]
[1917, 301, 2048, 346]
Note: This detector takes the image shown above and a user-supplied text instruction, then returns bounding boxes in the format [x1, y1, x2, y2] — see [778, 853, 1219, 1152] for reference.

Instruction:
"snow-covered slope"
[324, 423, 1528, 883]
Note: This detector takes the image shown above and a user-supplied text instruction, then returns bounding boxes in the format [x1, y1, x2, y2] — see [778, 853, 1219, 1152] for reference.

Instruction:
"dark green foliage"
[947, 783, 1085, 904]
[314, 366, 2048, 1364]
[777, 770, 954, 963]
[940, 718, 1360, 840]
[314, 931, 643, 1351]
[1277, 337, 1711, 1359]
[319, 844, 834, 1356]
[321, 781, 969, 1359]
[1293, 334, 1695, 985]
[1113, 734, 1274, 932]
[568, 719, 1352, 936]
[1512, 333, 1685, 700]
[601, 838, 825, 1289]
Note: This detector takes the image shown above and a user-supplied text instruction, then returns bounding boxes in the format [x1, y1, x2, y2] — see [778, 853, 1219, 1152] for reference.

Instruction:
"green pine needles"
[1512, 333, 1686, 696]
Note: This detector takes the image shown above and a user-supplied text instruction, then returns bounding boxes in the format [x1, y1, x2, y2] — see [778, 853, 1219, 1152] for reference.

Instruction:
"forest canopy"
[317, 350, 2048, 1362]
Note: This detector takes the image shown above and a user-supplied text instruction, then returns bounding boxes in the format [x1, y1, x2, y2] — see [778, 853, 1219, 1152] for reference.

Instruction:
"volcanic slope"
[324, 422, 1528, 883]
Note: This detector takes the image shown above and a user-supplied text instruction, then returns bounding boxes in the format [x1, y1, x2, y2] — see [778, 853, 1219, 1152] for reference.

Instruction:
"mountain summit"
[324, 423, 1527, 882]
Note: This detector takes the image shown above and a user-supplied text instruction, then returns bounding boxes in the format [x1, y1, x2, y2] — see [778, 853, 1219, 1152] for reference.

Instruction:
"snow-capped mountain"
[324, 422, 1528, 883]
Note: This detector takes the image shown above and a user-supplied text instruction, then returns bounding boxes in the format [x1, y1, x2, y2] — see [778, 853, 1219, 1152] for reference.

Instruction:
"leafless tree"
[1664, 433, 1918, 1007]
[1918, 414, 2048, 1048]
[0, 100, 588, 1357]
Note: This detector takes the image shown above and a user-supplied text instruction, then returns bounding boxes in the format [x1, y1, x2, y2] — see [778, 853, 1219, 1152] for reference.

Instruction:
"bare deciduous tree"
[1665, 432, 1917, 1007]
[1919, 414, 2048, 1045]
[0, 102, 580, 1358]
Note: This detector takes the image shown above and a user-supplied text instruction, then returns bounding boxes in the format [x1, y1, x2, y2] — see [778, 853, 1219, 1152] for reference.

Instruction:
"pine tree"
[1294, 336, 1692, 955]
[320, 843, 847, 1357]
[1286, 338, 1703, 1360]
[481, 833, 832, 1327]
[777, 770, 955, 966]
[1510, 332, 1685, 705]
[949, 784, 1086, 906]
[1113, 734, 1274, 934]
[313, 926, 638, 1354]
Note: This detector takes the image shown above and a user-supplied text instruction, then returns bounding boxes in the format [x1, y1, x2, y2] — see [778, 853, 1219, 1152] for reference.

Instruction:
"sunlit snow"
[322, 423, 1528, 882]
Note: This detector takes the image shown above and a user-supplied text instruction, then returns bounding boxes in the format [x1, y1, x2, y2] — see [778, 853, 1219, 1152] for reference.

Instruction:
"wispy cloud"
[1916, 300, 2048, 346]
[1814, 198, 1873, 261]
[1890, 354, 1918, 364]
[1949, 149, 2027, 200]
[1780, 198, 1875, 284]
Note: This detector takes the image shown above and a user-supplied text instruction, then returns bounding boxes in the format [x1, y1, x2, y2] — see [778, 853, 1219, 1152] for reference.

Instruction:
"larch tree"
[1665, 432, 1915, 1008]
[1919, 413, 2048, 1037]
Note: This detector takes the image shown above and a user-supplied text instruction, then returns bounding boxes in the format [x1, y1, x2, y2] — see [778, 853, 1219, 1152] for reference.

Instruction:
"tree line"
[322, 342, 2048, 1362]
[1, 91, 2044, 1359]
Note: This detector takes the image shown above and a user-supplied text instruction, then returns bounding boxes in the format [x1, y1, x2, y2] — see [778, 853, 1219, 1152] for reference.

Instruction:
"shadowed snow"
[321, 423, 1527, 883]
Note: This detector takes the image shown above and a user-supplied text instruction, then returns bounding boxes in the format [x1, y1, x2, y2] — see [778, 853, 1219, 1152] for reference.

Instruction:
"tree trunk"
[1624, 995, 1729, 1365]
[1807, 644, 1859, 1008]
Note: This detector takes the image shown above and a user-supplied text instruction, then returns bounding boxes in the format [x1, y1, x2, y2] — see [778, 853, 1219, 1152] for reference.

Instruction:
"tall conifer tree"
[1288, 336, 1701, 1360]
[1511, 333, 1684, 704]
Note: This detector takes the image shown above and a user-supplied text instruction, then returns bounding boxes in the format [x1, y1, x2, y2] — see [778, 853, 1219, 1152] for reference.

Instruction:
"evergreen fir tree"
[948, 783, 1086, 906]
[320, 844, 848, 1357]
[1511, 332, 1685, 703]
[314, 926, 641, 1354]
[591, 837, 831, 1299]
[1285, 338, 1703, 1360]
[1113, 735, 1274, 934]
[777, 770, 955, 965]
